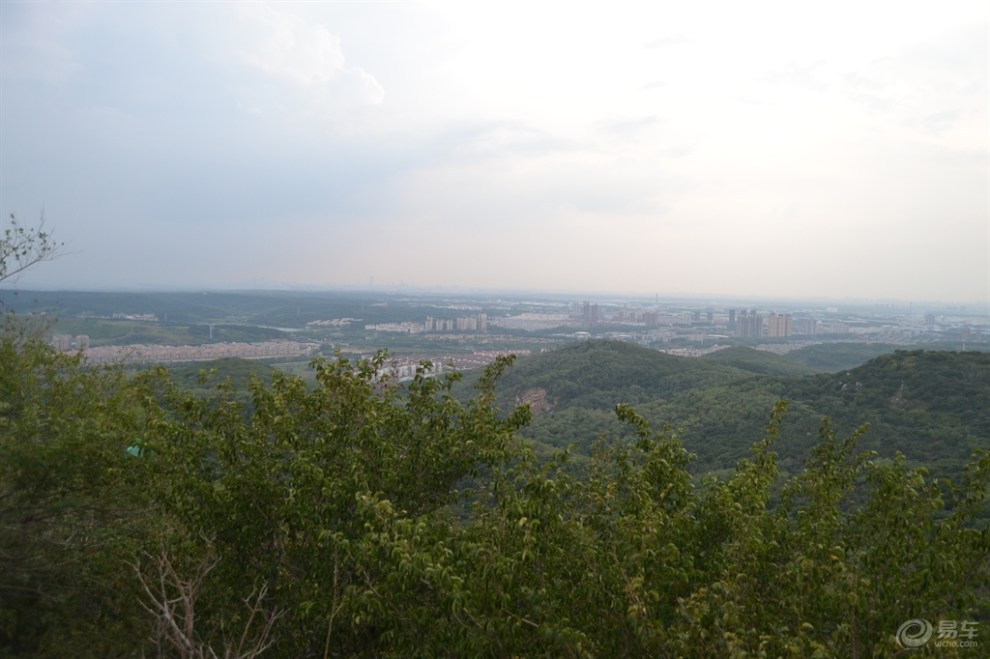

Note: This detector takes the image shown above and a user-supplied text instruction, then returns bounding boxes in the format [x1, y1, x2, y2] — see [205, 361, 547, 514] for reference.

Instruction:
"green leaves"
[2, 336, 986, 657]
[134, 350, 535, 655]
[0, 335, 154, 655]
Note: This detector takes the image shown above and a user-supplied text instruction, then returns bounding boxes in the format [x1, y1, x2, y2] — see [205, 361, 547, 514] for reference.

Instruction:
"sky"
[1, 1, 988, 304]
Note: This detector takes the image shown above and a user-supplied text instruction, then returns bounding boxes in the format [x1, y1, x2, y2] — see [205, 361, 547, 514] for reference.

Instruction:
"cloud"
[423, 121, 578, 165]
[763, 61, 831, 92]
[0, 2, 84, 84]
[1, 1, 986, 302]
[921, 109, 961, 133]
[594, 115, 664, 141]
[643, 35, 688, 50]
[235, 3, 385, 113]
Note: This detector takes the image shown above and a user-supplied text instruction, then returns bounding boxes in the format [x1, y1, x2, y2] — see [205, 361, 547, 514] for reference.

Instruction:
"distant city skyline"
[1, 1, 987, 304]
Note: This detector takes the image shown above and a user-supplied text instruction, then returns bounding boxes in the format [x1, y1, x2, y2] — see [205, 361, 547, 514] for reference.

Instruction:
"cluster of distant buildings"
[574, 300, 990, 347]
[44, 295, 987, 375]
[306, 318, 358, 328]
[52, 334, 90, 351]
[373, 349, 529, 381]
[424, 314, 488, 333]
[731, 310, 792, 338]
[583, 304, 802, 338]
[366, 314, 490, 334]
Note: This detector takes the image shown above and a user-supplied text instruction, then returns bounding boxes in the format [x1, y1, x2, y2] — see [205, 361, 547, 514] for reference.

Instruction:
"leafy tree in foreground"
[0, 331, 153, 656]
[1, 331, 987, 657]
[136, 352, 530, 657]
[137, 362, 988, 657]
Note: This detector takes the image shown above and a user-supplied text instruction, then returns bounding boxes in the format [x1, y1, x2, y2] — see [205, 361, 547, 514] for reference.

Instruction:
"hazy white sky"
[2, 1, 987, 303]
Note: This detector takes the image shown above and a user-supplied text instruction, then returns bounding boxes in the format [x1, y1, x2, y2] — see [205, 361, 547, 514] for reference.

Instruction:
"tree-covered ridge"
[789, 349, 989, 430]
[495, 339, 753, 410]
[781, 342, 908, 373]
[783, 350, 989, 452]
[509, 342, 988, 486]
[2, 332, 988, 657]
[701, 345, 817, 377]
[168, 357, 277, 393]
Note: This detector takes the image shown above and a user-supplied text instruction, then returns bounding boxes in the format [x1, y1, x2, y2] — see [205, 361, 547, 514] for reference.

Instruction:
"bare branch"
[133, 546, 283, 659]
[1, 212, 63, 286]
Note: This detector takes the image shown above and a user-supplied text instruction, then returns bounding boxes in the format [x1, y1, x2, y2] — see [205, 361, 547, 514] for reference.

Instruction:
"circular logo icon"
[897, 619, 934, 648]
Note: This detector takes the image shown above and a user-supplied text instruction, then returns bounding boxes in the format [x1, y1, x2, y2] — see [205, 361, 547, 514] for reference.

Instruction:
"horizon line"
[1, 283, 987, 312]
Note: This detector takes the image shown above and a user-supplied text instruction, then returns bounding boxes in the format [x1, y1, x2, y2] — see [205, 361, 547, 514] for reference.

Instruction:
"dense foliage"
[168, 358, 277, 395]
[495, 340, 751, 410]
[510, 342, 989, 493]
[0, 323, 153, 655]
[779, 343, 904, 373]
[700, 345, 816, 377]
[1, 331, 988, 657]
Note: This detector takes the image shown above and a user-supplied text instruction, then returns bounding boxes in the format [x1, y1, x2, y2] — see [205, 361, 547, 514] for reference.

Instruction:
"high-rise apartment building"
[425, 314, 488, 333]
[766, 314, 792, 338]
[735, 310, 763, 338]
[582, 302, 600, 328]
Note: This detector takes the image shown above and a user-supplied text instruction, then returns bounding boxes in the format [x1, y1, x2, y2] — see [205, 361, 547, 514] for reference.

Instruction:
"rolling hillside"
[701, 346, 816, 377]
[496, 339, 753, 411]
[499, 342, 989, 484]
[778, 342, 902, 372]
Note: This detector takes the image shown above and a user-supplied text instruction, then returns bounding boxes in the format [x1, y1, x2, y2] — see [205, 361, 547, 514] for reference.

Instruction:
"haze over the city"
[1, 1, 987, 304]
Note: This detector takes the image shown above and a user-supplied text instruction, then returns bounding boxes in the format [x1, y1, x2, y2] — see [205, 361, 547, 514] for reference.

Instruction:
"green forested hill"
[779, 342, 902, 372]
[638, 349, 989, 480]
[50, 317, 288, 346]
[778, 350, 990, 470]
[701, 345, 816, 377]
[507, 343, 989, 483]
[168, 357, 276, 394]
[496, 339, 752, 410]
[4, 332, 988, 657]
